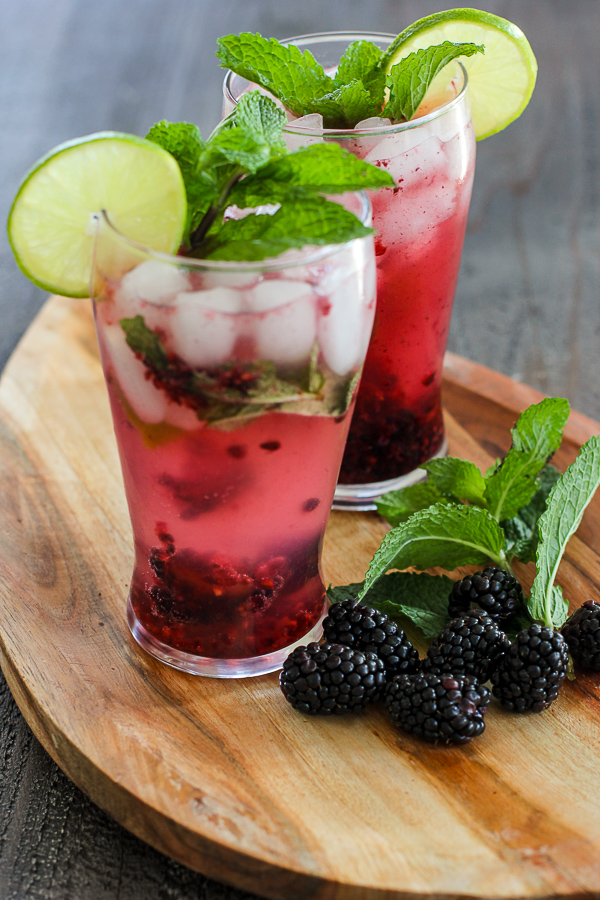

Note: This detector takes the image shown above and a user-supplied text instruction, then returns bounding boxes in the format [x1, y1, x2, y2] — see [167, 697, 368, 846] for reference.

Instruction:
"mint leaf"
[216, 33, 335, 118]
[229, 143, 394, 207]
[311, 80, 380, 128]
[200, 195, 373, 262]
[501, 465, 560, 563]
[359, 504, 507, 600]
[422, 457, 487, 506]
[120, 315, 167, 370]
[203, 126, 274, 174]
[375, 482, 448, 526]
[529, 434, 600, 627]
[485, 398, 570, 521]
[335, 40, 382, 88]
[233, 89, 287, 145]
[385, 42, 484, 122]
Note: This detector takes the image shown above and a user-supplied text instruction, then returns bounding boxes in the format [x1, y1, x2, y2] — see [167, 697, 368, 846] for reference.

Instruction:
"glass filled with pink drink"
[224, 33, 476, 509]
[91, 198, 375, 677]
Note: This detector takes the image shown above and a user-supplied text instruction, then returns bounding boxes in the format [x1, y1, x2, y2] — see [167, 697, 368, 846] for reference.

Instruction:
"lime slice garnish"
[381, 8, 538, 140]
[7, 132, 187, 298]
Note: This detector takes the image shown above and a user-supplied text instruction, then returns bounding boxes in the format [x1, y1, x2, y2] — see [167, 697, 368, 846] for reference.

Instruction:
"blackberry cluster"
[561, 600, 600, 671]
[491, 624, 569, 712]
[422, 610, 510, 682]
[322, 599, 419, 677]
[384, 673, 491, 745]
[280, 642, 386, 715]
[449, 567, 524, 620]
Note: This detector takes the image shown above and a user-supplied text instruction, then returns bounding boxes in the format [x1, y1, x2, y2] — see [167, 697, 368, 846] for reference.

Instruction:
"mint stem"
[189, 167, 245, 252]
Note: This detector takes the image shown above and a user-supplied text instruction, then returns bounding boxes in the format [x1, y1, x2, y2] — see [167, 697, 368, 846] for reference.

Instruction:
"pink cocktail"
[91, 202, 375, 677]
[224, 33, 476, 509]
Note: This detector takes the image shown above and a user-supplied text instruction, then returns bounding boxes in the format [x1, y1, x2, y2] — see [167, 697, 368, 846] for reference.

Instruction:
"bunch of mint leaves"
[217, 32, 484, 129]
[145, 90, 393, 256]
[327, 398, 600, 638]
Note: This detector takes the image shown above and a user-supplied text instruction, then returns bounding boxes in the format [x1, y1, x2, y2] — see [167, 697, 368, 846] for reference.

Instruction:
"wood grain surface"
[2, 2, 600, 898]
[1, 295, 599, 900]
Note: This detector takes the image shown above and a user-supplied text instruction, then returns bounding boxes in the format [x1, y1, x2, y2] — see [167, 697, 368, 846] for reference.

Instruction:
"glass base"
[332, 437, 448, 512]
[126, 597, 327, 678]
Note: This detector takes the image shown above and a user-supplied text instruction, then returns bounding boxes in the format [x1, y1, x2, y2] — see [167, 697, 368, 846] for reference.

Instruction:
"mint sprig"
[218, 30, 483, 128]
[376, 398, 570, 565]
[146, 90, 392, 260]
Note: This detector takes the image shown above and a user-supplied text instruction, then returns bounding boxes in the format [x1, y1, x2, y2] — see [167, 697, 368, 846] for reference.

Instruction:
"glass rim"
[94, 192, 372, 273]
[222, 31, 469, 138]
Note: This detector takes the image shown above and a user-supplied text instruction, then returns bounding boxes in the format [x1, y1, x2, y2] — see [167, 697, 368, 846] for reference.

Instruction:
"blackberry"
[323, 599, 419, 677]
[449, 567, 524, 620]
[561, 600, 600, 671]
[491, 624, 569, 712]
[384, 673, 491, 745]
[280, 642, 386, 716]
[422, 610, 510, 681]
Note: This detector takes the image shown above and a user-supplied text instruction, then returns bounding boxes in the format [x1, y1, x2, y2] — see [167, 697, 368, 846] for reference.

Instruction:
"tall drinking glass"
[224, 32, 476, 510]
[91, 197, 375, 678]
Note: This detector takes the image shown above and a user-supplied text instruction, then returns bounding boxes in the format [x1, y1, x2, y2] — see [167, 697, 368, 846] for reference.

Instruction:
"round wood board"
[1, 296, 600, 900]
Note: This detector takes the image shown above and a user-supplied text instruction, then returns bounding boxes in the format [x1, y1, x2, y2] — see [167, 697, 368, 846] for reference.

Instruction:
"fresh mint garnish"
[146, 90, 391, 260]
[528, 435, 600, 628]
[230, 142, 393, 207]
[199, 195, 372, 261]
[328, 572, 453, 640]
[384, 42, 483, 122]
[359, 504, 507, 601]
[218, 31, 483, 128]
[216, 33, 335, 118]
[120, 315, 168, 370]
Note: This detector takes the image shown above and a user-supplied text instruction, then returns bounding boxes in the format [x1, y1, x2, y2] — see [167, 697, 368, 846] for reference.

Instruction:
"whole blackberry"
[491, 624, 569, 712]
[384, 673, 491, 745]
[449, 567, 524, 620]
[422, 610, 510, 681]
[280, 642, 386, 716]
[561, 600, 600, 671]
[323, 599, 419, 677]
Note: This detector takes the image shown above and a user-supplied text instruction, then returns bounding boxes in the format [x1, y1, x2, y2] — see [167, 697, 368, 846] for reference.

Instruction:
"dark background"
[1, 1, 598, 897]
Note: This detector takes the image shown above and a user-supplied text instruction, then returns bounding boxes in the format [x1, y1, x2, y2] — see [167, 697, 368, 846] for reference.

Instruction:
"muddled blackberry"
[422, 610, 510, 681]
[561, 600, 600, 671]
[280, 642, 386, 715]
[491, 624, 569, 712]
[323, 599, 419, 677]
[384, 673, 491, 745]
[449, 567, 524, 620]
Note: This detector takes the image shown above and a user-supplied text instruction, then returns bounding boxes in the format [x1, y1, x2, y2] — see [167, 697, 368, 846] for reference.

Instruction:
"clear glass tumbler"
[224, 32, 476, 510]
[91, 198, 375, 677]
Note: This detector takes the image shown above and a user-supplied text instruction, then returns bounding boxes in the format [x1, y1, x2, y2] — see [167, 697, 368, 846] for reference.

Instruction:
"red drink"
[92, 205, 375, 676]
[224, 35, 477, 508]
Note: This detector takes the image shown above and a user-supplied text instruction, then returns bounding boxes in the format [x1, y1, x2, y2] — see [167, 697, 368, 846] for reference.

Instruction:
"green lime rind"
[379, 8, 538, 140]
[7, 132, 187, 298]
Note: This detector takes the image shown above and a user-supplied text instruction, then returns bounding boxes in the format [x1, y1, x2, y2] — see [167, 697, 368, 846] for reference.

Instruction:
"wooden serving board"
[1, 296, 600, 900]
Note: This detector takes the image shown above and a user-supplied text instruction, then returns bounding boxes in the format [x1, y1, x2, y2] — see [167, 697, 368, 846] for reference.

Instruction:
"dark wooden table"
[1, 1, 598, 897]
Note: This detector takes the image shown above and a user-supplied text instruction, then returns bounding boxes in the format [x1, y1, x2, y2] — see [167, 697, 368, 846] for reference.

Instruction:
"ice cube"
[101, 323, 167, 424]
[355, 116, 391, 129]
[249, 280, 317, 364]
[318, 272, 370, 377]
[170, 287, 243, 368]
[284, 114, 324, 151]
[119, 259, 189, 305]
